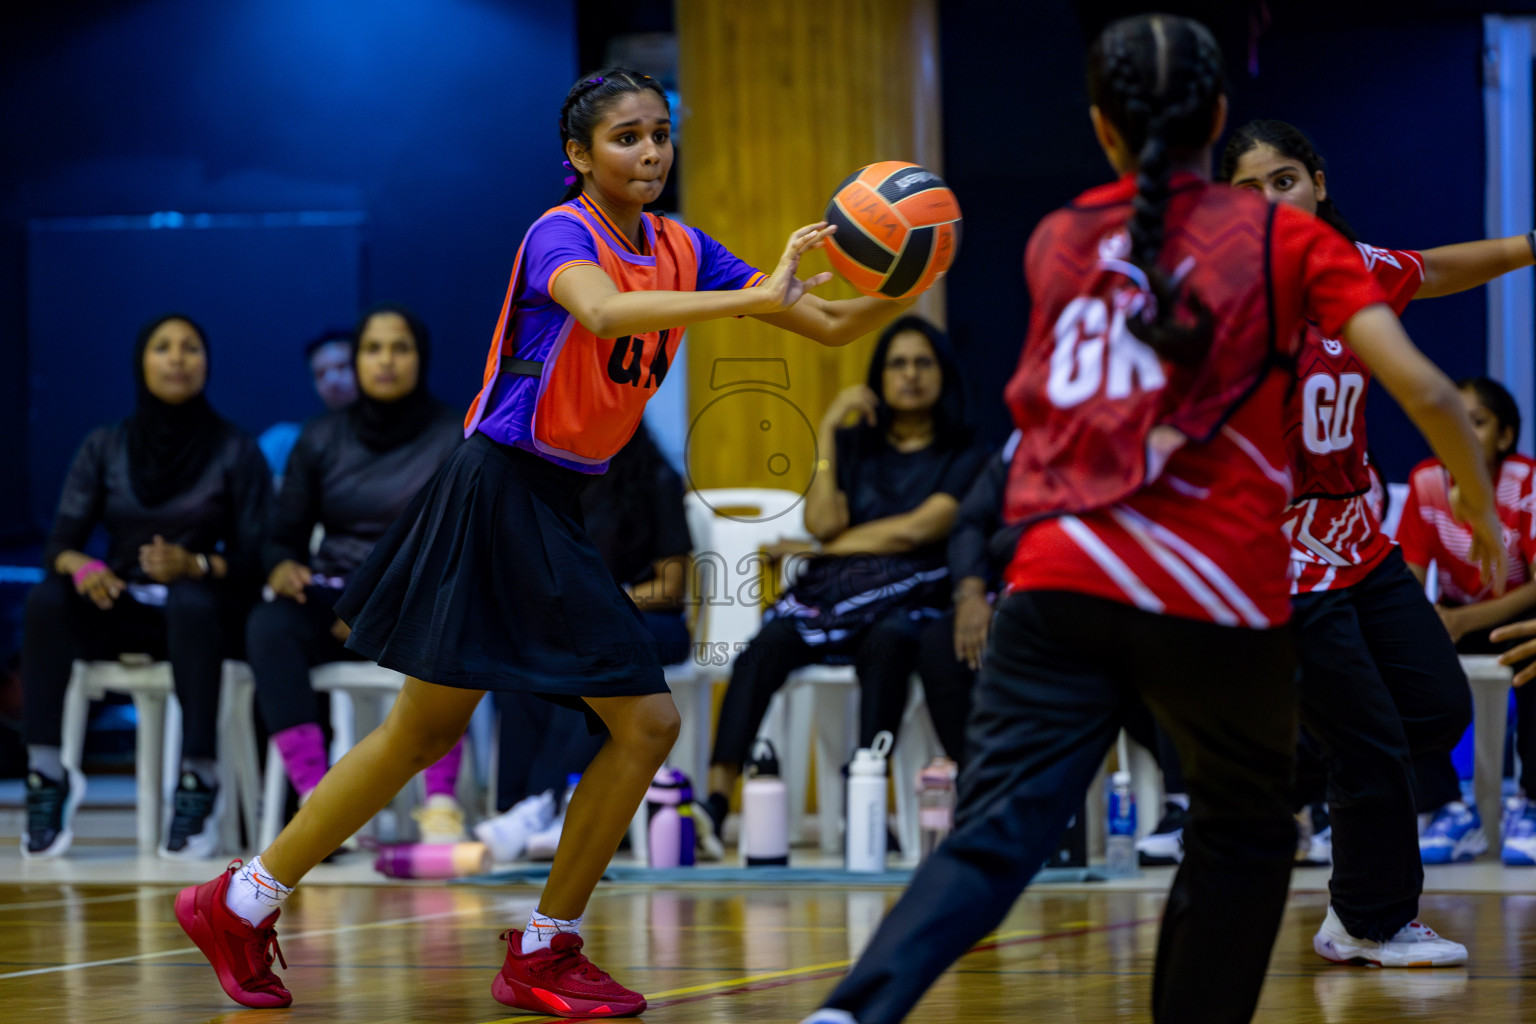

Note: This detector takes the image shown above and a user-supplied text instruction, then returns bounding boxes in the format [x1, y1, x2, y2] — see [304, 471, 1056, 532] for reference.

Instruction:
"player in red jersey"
[799, 16, 1503, 1024]
[1399, 376, 1536, 863]
[1223, 119, 1534, 961]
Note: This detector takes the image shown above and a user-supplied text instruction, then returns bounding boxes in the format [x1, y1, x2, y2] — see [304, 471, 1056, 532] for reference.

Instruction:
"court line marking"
[474, 917, 1162, 1024]
[0, 900, 512, 980]
[0, 892, 142, 913]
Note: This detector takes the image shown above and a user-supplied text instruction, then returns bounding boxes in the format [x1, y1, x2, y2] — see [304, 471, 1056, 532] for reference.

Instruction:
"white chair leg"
[259, 739, 287, 851]
[782, 689, 814, 847]
[1126, 736, 1163, 840]
[629, 803, 650, 867]
[811, 687, 852, 855]
[892, 679, 941, 864]
[220, 665, 262, 852]
[135, 692, 169, 853]
[1469, 668, 1511, 836]
[59, 662, 93, 774]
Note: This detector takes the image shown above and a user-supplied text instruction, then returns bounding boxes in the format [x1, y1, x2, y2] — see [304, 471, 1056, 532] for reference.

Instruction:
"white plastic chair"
[254, 661, 485, 850]
[60, 658, 260, 853]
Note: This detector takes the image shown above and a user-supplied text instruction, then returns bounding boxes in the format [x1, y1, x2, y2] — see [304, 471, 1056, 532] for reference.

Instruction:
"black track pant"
[246, 593, 362, 736]
[820, 590, 1297, 1024]
[22, 573, 241, 760]
[1291, 549, 1470, 941]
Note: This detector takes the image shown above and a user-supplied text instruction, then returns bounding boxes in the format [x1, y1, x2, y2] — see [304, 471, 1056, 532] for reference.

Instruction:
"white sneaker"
[411, 794, 467, 844]
[473, 790, 557, 862]
[525, 817, 564, 861]
[799, 1011, 858, 1024]
[1312, 905, 1467, 967]
[1299, 825, 1333, 866]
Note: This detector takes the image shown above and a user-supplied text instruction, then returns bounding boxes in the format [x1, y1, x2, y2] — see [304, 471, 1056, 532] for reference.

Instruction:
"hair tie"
[562, 159, 577, 187]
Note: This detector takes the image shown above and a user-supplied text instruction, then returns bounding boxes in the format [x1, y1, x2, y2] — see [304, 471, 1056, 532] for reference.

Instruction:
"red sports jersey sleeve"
[1399, 454, 1536, 604]
[1355, 244, 1425, 316]
[1268, 204, 1393, 341]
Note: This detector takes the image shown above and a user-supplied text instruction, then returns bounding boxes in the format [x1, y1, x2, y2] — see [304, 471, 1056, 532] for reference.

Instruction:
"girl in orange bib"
[175, 68, 919, 1018]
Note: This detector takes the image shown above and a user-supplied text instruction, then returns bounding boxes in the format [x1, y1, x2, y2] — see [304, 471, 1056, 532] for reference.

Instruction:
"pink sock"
[423, 737, 464, 799]
[273, 723, 328, 797]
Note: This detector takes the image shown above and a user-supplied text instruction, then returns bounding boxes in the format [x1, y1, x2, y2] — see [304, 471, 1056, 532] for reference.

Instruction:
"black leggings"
[917, 608, 1187, 790]
[246, 593, 362, 736]
[1290, 548, 1470, 941]
[21, 573, 242, 760]
[710, 609, 924, 771]
[821, 591, 1298, 1024]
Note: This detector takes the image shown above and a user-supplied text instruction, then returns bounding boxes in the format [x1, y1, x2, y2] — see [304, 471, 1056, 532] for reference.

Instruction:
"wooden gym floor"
[3, 866, 1535, 1023]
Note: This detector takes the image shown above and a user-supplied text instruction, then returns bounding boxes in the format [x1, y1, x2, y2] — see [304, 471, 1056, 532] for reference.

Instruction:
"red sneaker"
[492, 929, 646, 1017]
[174, 860, 292, 1008]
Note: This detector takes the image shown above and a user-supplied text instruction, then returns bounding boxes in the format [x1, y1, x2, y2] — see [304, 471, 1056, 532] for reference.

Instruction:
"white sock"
[224, 855, 294, 925]
[523, 910, 582, 953]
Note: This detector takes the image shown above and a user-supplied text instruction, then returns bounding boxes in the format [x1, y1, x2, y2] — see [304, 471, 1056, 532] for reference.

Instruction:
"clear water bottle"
[1105, 769, 1137, 876]
[917, 756, 958, 861]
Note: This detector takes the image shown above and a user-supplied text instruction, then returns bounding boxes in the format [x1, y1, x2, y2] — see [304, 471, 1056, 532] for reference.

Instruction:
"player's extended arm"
[1342, 304, 1507, 590]
[550, 222, 837, 338]
[753, 291, 920, 347]
[1415, 235, 1535, 299]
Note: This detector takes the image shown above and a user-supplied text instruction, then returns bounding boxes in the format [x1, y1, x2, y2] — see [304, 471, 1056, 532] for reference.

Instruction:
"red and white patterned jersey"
[1284, 244, 1424, 594]
[1002, 176, 1388, 627]
[1397, 453, 1536, 604]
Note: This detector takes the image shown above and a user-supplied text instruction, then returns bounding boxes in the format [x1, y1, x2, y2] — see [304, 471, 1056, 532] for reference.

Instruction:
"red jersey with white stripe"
[1003, 177, 1388, 627]
[1397, 453, 1536, 604]
[1284, 244, 1424, 593]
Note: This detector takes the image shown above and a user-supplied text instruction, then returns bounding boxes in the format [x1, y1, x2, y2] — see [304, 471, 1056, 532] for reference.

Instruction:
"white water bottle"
[741, 739, 789, 866]
[845, 730, 894, 873]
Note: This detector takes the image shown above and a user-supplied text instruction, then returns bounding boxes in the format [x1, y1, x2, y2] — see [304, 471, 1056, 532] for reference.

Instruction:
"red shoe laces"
[255, 926, 287, 973]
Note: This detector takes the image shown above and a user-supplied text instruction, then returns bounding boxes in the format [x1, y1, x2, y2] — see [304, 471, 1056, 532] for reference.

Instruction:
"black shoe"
[22, 767, 84, 858]
[1135, 801, 1188, 866]
[161, 771, 221, 859]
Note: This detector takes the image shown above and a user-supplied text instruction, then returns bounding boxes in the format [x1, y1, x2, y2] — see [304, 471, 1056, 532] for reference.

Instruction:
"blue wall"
[939, 3, 1493, 485]
[0, 0, 576, 538]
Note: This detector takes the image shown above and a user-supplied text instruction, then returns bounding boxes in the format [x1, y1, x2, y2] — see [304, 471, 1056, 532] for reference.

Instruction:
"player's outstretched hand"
[1452, 486, 1510, 598]
[1491, 618, 1536, 687]
[755, 222, 836, 312]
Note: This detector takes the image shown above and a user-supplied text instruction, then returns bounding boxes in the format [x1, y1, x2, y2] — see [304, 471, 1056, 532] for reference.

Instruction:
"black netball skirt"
[335, 432, 667, 701]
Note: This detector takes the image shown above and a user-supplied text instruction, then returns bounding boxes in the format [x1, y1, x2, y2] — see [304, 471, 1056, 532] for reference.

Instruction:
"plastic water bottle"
[374, 841, 491, 879]
[917, 756, 959, 861]
[1105, 770, 1137, 876]
[645, 766, 696, 868]
[846, 730, 894, 873]
[741, 739, 789, 866]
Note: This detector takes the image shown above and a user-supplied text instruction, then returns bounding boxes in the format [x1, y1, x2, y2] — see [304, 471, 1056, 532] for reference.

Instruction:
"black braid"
[558, 67, 670, 202]
[1219, 119, 1359, 243]
[1089, 15, 1225, 364]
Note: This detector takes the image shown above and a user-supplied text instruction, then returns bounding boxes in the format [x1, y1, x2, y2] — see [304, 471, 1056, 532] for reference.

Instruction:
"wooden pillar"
[677, 0, 944, 496]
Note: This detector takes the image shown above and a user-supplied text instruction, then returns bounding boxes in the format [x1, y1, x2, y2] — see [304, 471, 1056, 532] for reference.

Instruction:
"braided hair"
[1219, 120, 1359, 242]
[1087, 14, 1226, 364]
[559, 67, 669, 203]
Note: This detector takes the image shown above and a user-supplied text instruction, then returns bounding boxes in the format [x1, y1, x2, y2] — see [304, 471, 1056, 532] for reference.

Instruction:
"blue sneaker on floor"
[1503, 798, 1536, 866]
[1419, 801, 1488, 864]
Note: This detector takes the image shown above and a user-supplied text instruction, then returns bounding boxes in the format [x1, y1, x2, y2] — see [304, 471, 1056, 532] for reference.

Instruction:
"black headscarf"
[347, 303, 444, 452]
[125, 313, 226, 508]
[851, 315, 973, 458]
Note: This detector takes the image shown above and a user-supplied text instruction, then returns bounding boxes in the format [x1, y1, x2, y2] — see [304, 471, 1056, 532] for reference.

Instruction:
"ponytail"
[1088, 15, 1226, 365]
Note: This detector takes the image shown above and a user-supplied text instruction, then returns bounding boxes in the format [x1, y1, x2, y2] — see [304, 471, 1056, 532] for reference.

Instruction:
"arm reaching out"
[1341, 305, 1507, 591]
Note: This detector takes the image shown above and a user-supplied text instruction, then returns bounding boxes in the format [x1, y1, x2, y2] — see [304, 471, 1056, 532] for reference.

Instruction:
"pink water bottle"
[374, 841, 491, 879]
[645, 766, 696, 868]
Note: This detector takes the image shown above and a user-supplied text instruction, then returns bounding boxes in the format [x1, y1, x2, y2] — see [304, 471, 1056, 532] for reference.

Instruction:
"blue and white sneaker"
[1502, 797, 1536, 866]
[1419, 801, 1488, 864]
